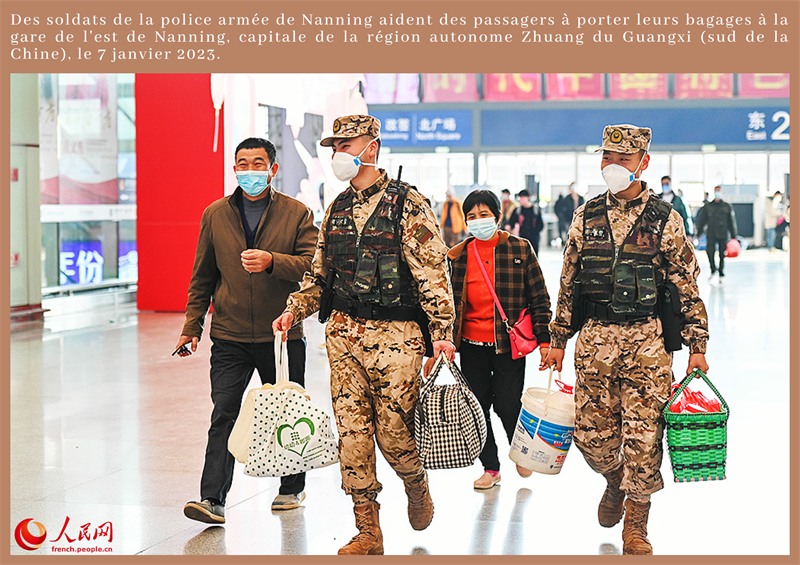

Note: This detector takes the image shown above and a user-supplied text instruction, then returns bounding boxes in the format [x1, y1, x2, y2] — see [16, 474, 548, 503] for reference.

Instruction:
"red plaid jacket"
[447, 231, 552, 355]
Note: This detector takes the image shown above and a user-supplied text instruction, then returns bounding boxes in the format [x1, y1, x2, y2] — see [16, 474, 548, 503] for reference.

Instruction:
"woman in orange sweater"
[446, 190, 553, 489]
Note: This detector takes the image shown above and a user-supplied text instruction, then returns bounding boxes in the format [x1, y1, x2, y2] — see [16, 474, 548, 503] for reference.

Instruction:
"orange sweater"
[461, 238, 498, 343]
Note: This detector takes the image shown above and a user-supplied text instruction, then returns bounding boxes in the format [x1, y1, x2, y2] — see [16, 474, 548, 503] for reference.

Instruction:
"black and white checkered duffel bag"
[414, 354, 487, 469]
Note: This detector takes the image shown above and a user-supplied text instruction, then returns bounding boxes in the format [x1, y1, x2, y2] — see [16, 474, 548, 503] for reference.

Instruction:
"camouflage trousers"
[325, 310, 427, 505]
[574, 318, 673, 502]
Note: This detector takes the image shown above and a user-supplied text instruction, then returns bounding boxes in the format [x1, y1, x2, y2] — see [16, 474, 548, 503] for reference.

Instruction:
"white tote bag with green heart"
[242, 334, 339, 478]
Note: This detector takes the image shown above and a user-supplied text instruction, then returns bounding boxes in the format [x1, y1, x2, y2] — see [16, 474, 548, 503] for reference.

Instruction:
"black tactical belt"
[331, 295, 419, 322]
[584, 301, 655, 323]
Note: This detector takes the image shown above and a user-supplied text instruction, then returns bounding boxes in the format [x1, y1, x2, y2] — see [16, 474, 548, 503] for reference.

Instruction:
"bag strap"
[664, 369, 729, 415]
[274, 332, 289, 385]
[421, 352, 472, 395]
[470, 241, 511, 331]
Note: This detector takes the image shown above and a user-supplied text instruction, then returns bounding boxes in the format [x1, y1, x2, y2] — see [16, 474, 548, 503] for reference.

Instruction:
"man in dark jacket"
[175, 137, 318, 523]
[659, 176, 691, 235]
[695, 185, 738, 284]
[510, 189, 545, 255]
[555, 183, 585, 246]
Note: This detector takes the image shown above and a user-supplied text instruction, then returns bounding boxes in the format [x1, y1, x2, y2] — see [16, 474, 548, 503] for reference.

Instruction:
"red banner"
[609, 74, 668, 100]
[738, 73, 790, 98]
[422, 74, 478, 102]
[546, 74, 604, 100]
[484, 74, 542, 101]
[674, 74, 733, 99]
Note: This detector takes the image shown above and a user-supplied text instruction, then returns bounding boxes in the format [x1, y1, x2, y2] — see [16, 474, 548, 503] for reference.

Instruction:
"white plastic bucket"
[509, 370, 575, 475]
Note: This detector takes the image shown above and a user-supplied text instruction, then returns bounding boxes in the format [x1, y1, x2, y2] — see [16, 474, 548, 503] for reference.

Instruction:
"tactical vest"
[577, 191, 672, 320]
[325, 179, 417, 309]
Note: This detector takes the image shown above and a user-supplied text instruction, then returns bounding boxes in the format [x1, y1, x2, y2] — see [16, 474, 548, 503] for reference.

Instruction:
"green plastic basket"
[663, 369, 729, 483]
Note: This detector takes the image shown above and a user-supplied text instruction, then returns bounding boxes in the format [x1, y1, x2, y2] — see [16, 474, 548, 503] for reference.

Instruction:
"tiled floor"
[9, 248, 791, 556]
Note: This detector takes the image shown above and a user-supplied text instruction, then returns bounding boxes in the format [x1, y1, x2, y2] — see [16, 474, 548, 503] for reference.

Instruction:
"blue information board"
[481, 106, 790, 149]
[371, 110, 473, 148]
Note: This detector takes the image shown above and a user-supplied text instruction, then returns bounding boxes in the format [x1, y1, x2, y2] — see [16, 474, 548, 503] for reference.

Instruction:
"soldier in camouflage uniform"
[273, 115, 456, 556]
[543, 124, 710, 555]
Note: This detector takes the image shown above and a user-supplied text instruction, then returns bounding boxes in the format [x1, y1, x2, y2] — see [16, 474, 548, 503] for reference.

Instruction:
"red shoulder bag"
[471, 242, 538, 359]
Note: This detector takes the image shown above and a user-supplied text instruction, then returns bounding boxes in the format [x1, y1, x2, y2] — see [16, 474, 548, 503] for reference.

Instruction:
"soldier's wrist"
[689, 341, 707, 355]
[284, 306, 301, 324]
[430, 330, 453, 343]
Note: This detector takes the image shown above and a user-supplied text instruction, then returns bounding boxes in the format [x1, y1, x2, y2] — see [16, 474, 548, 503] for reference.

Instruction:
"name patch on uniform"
[413, 224, 434, 244]
[587, 226, 609, 241]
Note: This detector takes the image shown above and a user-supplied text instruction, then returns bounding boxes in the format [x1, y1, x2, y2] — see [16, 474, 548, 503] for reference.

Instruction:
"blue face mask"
[467, 218, 498, 241]
[237, 171, 271, 197]
[714, 191, 722, 200]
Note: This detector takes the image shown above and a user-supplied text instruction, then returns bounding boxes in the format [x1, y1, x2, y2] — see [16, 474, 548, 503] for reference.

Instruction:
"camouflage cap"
[597, 124, 652, 154]
[320, 114, 381, 147]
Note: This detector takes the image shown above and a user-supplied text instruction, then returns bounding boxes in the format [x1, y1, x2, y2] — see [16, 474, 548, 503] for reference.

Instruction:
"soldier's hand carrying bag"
[414, 354, 487, 469]
[472, 241, 538, 359]
[228, 333, 339, 477]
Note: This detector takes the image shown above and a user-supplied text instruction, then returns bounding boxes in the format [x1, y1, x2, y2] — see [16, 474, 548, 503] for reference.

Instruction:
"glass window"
[671, 153, 704, 187]
[39, 73, 136, 294]
[543, 154, 576, 203]
[419, 156, 449, 201]
[118, 220, 138, 282]
[703, 153, 737, 187]
[644, 153, 670, 192]
[768, 153, 790, 196]
[41, 223, 59, 288]
[576, 153, 604, 199]
[448, 154, 475, 192]
[58, 221, 118, 286]
[484, 154, 521, 193]
[517, 154, 546, 200]
[735, 153, 768, 190]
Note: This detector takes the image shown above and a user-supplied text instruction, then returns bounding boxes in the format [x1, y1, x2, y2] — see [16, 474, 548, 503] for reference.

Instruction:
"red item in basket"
[668, 382, 722, 413]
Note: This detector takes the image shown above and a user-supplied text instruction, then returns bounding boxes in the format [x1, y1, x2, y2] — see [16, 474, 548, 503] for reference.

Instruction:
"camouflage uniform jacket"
[285, 170, 455, 342]
[447, 232, 552, 354]
[550, 186, 709, 353]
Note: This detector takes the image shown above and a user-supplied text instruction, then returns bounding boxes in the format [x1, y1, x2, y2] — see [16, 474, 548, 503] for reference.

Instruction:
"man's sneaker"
[184, 499, 225, 524]
[709, 272, 718, 284]
[272, 491, 306, 511]
[718, 275, 725, 285]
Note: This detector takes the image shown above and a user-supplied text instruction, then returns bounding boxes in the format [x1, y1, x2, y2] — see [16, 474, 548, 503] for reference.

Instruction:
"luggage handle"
[274, 331, 290, 385]
[421, 352, 472, 395]
[270, 332, 309, 398]
[664, 369, 729, 415]
[541, 367, 574, 415]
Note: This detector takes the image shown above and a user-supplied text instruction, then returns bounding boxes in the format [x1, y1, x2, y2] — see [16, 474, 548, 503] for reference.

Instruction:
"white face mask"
[331, 137, 380, 182]
[601, 154, 646, 194]
[467, 218, 498, 241]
